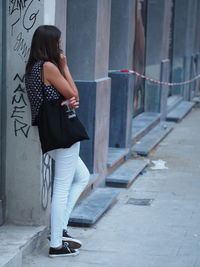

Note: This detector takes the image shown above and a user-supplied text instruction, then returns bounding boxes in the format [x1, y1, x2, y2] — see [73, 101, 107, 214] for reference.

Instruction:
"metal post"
[196, 52, 200, 96]
[183, 56, 191, 101]
[189, 54, 196, 100]
[160, 59, 170, 121]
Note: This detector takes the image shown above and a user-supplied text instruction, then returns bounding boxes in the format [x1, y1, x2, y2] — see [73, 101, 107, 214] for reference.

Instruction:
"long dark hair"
[25, 25, 62, 74]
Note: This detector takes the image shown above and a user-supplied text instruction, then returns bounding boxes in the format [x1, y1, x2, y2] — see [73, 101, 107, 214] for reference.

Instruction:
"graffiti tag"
[11, 73, 30, 138]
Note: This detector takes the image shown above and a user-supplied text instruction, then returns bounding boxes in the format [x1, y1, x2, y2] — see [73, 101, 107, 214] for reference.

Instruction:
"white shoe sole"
[48, 249, 79, 258]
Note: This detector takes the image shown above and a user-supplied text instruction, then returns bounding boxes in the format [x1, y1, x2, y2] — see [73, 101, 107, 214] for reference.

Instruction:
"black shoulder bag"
[37, 65, 89, 154]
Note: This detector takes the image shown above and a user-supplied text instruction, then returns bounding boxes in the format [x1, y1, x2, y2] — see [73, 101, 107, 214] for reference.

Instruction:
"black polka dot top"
[25, 60, 62, 126]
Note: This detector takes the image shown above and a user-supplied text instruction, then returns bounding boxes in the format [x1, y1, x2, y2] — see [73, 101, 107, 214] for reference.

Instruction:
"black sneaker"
[49, 242, 79, 258]
[47, 229, 82, 249]
[62, 229, 82, 249]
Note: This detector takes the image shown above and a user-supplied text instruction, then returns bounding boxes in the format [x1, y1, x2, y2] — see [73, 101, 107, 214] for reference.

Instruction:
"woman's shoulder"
[43, 61, 59, 74]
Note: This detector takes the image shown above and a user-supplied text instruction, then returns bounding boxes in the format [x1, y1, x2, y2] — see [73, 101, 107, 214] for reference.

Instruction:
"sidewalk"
[23, 108, 200, 267]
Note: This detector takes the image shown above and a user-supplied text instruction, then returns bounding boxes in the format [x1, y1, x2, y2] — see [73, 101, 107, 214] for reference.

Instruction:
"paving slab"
[167, 101, 195, 122]
[132, 112, 160, 143]
[68, 187, 120, 227]
[107, 147, 130, 168]
[192, 96, 200, 108]
[167, 95, 183, 113]
[132, 121, 175, 156]
[106, 159, 148, 188]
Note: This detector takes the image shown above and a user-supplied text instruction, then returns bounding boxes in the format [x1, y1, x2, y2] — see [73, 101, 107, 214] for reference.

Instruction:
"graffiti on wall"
[8, 0, 53, 209]
[9, 0, 40, 35]
[10, 73, 30, 138]
[13, 31, 30, 60]
[41, 153, 52, 210]
[9, 0, 41, 138]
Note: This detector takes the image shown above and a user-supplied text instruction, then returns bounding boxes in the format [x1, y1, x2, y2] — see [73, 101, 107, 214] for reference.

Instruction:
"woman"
[25, 25, 90, 257]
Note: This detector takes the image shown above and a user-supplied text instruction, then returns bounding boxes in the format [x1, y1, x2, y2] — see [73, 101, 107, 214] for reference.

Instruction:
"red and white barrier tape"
[120, 69, 200, 86]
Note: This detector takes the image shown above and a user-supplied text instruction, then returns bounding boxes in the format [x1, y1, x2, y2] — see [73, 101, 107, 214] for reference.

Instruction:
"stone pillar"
[109, 0, 136, 70]
[66, 0, 111, 180]
[183, 56, 191, 100]
[171, 0, 188, 95]
[171, 0, 198, 96]
[108, 71, 134, 148]
[0, 0, 6, 225]
[108, 0, 135, 149]
[185, 0, 198, 57]
[193, 1, 200, 97]
[189, 54, 197, 100]
[195, 53, 200, 96]
[160, 59, 170, 121]
[145, 0, 171, 112]
[194, 2, 200, 55]
[5, 0, 56, 226]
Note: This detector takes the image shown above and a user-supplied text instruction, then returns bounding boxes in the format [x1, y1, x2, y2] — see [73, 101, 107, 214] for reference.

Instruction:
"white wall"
[44, 0, 56, 25]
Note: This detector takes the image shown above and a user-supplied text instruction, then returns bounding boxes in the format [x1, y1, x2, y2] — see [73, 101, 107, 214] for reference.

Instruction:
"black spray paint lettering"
[9, 0, 28, 32]
[11, 106, 26, 119]
[13, 32, 30, 59]
[12, 93, 27, 106]
[42, 154, 52, 210]
[11, 73, 30, 138]
[14, 84, 25, 93]
[23, 0, 40, 31]
[14, 73, 25, 83]
[9, 0, 28, 15]
[9, 0, 40, 34]
[14, 119, 30, 138]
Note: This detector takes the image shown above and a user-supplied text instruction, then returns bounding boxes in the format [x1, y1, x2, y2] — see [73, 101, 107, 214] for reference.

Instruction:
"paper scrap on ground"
[150, 159, 168, 170]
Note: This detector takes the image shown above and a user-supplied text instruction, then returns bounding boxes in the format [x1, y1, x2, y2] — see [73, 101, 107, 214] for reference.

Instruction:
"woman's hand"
[68, 96, 79, 109]
[59, 54, 79, 101]
[61, 96, 79, 109]
[60, 53, 67, 69]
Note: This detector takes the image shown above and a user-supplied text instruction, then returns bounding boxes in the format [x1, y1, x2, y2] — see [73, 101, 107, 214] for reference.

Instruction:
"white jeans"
[47, 141, 90, 247]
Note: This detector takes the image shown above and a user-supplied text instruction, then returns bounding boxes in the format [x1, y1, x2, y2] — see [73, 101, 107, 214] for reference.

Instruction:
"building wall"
[5, 0, 54, 225]
[0, 0, 5, 225]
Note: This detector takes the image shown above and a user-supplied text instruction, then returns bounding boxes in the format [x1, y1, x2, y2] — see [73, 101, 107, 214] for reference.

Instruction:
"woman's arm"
[60, 54, 79, 102]
[43, 61, 78, 100]
[62, 66, 79, 102]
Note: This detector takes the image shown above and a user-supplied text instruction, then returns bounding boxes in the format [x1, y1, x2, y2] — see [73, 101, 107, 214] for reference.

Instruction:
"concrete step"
[80, 173, 99, 199]
[0, 224, 47, 267]
[106, 147, 130, 175]
[132, 121, 175, 156]
[68, 187, 120, 227]
[106, 159, 148, 188]
[132, 112, 160, 144]
[192, 96, 200, 108]
[167, 95, 183, 113]
[167, 101, 195, 122]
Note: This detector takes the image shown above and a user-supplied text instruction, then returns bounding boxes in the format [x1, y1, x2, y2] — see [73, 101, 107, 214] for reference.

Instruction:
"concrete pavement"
[23, 107, 200, 267]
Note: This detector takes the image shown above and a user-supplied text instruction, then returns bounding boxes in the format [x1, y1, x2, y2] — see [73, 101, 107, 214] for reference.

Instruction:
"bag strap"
[40, 60, 46, 100]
